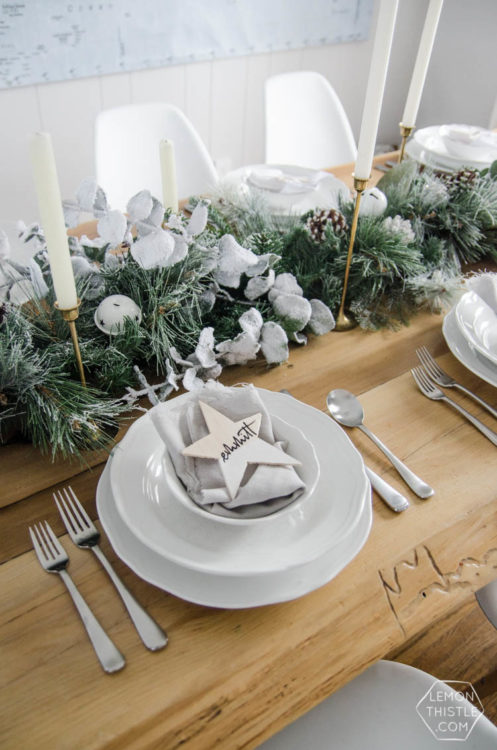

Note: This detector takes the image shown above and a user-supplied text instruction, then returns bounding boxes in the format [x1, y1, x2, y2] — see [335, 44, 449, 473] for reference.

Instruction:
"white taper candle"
[29, 132, 77, 310]
[354, 0, 399, 181]
[402, 0, 444, 128]
[159, 139, 179, 213]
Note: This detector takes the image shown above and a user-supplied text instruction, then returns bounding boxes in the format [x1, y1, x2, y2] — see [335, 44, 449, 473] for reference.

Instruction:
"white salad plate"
[410, 125, 497, 170]
[221, 164, 350, 216]
[110, 389, 369, 577]
[455, 290, 497, 367]
[97, 458, 372, 609]
[443, 307, 497, 388]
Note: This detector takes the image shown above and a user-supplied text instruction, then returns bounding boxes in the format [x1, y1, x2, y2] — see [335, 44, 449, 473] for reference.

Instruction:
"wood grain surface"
[1, 153, 497, 749]
[1, 319, 497, 749]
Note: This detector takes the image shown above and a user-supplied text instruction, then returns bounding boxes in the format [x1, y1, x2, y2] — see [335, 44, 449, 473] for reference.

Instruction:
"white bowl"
[439, 124, 497, 162]
[466, 272, 497, 310]
[162, 414, 320, 525]
[455, 289, 497, 366]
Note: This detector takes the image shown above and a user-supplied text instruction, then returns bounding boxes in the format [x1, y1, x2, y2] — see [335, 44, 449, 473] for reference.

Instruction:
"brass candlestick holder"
[398, 123, 414, 163]
[54, 299, 86, 387]
[335, 175, 369, 332]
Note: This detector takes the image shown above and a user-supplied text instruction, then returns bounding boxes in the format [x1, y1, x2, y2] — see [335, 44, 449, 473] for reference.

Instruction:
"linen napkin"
[151, 382, 305, 518]
[247, 168, 327, 194]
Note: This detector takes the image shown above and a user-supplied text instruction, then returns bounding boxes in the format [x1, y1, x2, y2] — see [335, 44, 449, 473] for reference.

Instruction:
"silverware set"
[412, 347, 497, 447]
[284, 345, 496, 514]
[30, 486, 167, 673]
[29, 349, 496, 658]
[281, 388, 411, 513]
[326, 389, 434, 501]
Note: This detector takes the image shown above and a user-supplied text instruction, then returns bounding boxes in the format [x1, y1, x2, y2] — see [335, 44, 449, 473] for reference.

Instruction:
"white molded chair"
[264, 71, 357, 169]
[95, 103, 218, 210]
[258, 661, 497, 749]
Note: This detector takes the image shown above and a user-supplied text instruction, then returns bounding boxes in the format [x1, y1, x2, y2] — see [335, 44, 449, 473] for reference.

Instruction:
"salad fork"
[54, 486, 168, 651]
[411, 367, 497, 446]
[29, 521, 125, 673]
[416, 346, 497, 420]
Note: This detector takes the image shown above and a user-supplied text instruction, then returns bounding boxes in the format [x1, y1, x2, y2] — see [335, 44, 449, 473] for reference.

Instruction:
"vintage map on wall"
[0, 0, 373, 89]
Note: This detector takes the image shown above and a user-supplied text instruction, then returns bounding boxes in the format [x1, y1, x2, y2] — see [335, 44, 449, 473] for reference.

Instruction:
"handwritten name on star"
[182, 401, 300, 499]
[220, 419, 258, 462]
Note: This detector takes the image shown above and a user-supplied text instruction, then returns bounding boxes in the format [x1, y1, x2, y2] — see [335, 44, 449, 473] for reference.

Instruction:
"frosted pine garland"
[2, 158, 497, 458]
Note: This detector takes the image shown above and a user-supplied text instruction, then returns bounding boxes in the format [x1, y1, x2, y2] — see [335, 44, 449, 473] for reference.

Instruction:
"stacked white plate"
[97, 389, 372, 608]
[443, 273, 497, 387]
[405, 124, 497, 172]
[221, 164, 350, 216]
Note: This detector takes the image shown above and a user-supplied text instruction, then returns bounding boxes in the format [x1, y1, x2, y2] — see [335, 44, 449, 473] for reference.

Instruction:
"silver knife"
[279, 389, 409, 513]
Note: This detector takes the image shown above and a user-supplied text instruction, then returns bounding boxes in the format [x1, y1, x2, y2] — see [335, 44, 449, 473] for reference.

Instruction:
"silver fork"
[54, 487, 167, 651]
[29, 521, 125, 673]
[411, 367, 497, 447]
[416, 346, 497, 420]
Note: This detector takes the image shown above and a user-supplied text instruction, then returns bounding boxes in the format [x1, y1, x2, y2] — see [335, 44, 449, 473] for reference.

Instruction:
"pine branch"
[0, 309, 131, 458]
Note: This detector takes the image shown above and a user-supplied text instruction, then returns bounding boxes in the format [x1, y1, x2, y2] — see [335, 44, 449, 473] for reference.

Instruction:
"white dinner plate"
[405, 136, 494, 173]
[455, 290, 497, 367]
[443, 307, 497, 388]
[110, 389, 369, 576]
[221, 164, 350, 216]
[97, 459, 373, 608]
[413, 125, 497, 169]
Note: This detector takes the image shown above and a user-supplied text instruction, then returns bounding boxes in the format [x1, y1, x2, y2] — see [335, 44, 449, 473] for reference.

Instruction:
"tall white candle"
[354, 0, 399, 181]
[159, 139, 179, 213]
[402, 0, 444, 128]
[29, 132, 77, 309]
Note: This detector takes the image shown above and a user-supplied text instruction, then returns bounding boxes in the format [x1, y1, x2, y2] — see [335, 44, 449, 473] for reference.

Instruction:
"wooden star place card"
[182, 401, 300, 500]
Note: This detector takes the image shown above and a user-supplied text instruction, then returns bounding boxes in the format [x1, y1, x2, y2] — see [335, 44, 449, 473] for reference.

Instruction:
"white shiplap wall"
[1, 0, 496, 225]
[0, 45, 367, 224]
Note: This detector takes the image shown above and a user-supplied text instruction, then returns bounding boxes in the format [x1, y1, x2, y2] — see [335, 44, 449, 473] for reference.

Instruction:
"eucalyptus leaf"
[260, 321, 289, 364]
[97, 210, 127, 247]
[127, 190, 154, 223]
[130, 228, 175, 269]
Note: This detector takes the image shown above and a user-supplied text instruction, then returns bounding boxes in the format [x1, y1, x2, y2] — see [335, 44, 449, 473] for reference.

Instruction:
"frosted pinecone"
[382, 215, 416, 244]
[436, 167, 479, 190]
[305, 208, 348, 243]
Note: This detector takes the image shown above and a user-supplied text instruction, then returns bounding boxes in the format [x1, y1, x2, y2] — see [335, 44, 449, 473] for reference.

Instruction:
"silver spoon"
[326, 389, 434, 499]
[280, 389, 408, 512]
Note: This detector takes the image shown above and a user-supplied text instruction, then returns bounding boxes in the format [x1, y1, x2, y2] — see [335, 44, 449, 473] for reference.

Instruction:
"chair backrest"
[260, 660, 497, 749]
[264, 71, 357, 169]
[95, 103, 218, 210]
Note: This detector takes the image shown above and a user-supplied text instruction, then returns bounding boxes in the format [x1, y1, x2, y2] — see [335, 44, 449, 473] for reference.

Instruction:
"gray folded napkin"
[151, 382, 305, 518]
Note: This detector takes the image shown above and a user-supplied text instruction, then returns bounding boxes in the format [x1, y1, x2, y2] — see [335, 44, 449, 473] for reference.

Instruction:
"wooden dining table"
[1, 153, 497, 749]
